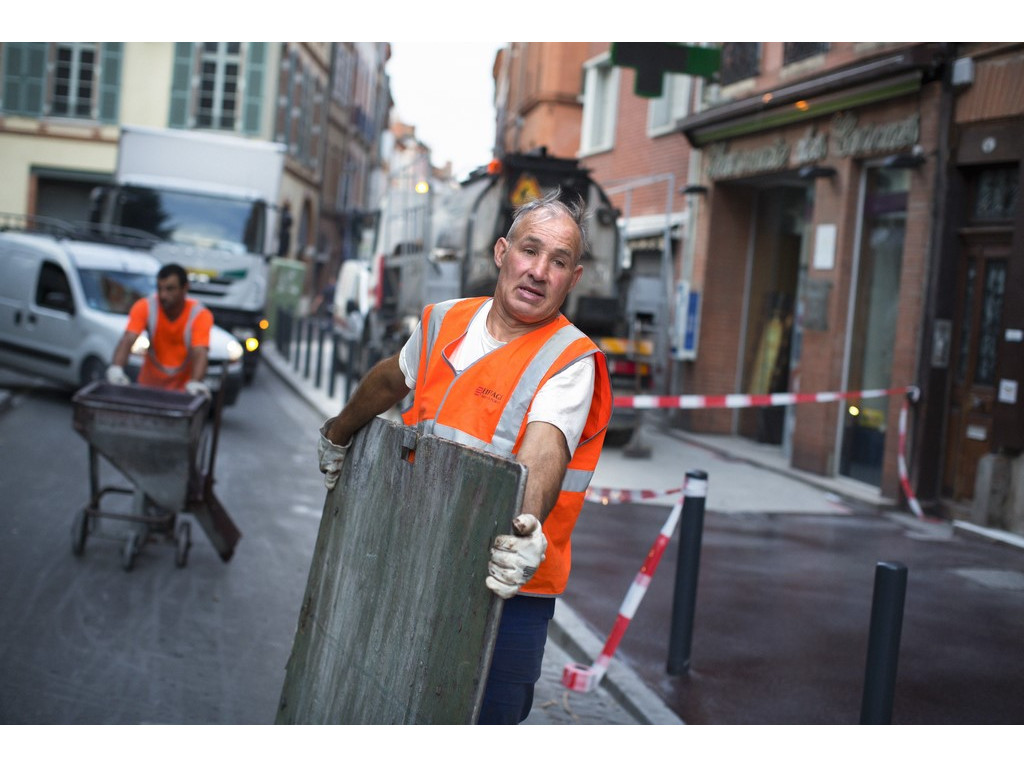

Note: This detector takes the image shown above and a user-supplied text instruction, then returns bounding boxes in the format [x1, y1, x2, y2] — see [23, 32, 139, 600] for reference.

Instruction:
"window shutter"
[168, 42, 194, 128]
[243, 42, 266, 135]
[2, 43, 47, 115]
[98, 42, 122, 123]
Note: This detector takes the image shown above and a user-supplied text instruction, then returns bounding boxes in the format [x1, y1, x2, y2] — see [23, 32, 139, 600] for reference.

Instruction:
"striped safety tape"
[614, 385, 920, 410]
[563, 473, 708, 693]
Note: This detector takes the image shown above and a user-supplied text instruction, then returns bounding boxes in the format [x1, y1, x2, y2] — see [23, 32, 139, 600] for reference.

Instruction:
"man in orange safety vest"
[318, 188, 612, 724]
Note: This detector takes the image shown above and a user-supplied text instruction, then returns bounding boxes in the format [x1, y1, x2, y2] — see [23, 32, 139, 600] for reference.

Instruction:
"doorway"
[942, 164, 1016, 500]
[739, 185, 807, 445]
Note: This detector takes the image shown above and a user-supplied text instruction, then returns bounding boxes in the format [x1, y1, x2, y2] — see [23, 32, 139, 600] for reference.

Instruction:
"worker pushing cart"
[69, 263, 240, 570]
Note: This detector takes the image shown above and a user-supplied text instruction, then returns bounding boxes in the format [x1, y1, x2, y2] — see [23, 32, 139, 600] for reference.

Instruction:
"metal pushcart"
[70, 380, 241, 571]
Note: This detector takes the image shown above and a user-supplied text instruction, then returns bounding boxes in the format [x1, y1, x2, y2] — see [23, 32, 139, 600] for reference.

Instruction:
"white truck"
[92, 126, 287, 383]
[335, 149, 657, 445]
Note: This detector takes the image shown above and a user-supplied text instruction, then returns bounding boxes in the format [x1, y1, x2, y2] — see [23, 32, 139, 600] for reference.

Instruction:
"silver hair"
[506, 187, 590, 264]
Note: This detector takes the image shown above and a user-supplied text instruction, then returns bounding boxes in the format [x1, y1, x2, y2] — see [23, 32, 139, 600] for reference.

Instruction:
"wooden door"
[943, 229, 1010, 500]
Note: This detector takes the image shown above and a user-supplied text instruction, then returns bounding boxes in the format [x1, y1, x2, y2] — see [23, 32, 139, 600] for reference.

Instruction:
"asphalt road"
[562, 488, 1024, 724]
[0, 368, 326, 724]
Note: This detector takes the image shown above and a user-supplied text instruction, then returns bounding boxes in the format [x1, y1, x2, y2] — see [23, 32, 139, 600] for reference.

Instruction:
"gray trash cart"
[70, 381, 241, 571]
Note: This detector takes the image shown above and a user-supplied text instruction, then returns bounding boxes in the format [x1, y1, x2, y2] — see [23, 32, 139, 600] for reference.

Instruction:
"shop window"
[840, 167, 909, 486]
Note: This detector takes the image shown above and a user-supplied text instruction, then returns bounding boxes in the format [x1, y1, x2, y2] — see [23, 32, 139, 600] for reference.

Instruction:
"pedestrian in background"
[318, 188, 612, 724]
[107, 262, 213, 399]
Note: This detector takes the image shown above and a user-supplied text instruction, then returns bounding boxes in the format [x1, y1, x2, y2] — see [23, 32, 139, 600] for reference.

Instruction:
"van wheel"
[80, 356, 106, 387]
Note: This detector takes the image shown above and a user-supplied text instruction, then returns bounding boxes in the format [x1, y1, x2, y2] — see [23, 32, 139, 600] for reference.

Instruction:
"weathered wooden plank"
[277, 416, 526, 724]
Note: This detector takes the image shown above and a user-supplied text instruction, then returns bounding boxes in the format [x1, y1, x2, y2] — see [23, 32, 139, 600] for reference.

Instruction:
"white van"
[0, 222, 244, 404]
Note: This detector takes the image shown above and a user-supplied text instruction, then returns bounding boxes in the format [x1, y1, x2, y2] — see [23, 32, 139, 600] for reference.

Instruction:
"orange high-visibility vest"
[125, 294, 212, 391]
[402, 297, 612, 596]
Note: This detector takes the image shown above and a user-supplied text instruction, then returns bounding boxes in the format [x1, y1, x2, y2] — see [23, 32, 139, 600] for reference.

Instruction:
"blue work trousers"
[477, 595, 556, 725]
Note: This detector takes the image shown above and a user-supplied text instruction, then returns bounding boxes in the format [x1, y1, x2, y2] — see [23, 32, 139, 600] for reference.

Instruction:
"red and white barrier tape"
[898, 395, 925, 519]
[614, 385, 918, 410]
[584, 486, 682, 504]
[563, 473, 709, 693]
[601, 385, 926, 519]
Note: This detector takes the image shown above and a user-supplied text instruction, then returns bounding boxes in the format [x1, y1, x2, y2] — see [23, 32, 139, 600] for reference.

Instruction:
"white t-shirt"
[398, 300, 595, 454]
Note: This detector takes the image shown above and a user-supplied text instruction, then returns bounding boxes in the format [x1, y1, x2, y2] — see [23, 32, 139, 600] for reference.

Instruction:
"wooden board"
[276, 417, 526, 724]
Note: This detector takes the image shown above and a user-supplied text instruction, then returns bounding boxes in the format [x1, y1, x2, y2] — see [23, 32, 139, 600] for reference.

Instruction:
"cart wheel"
[71, 509, 89, 556]
[122, 532, 140, 572]
[175, 521, 192, 568]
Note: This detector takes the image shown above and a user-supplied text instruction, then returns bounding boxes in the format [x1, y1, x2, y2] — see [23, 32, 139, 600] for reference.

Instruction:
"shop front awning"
[677, 43, 947, 147]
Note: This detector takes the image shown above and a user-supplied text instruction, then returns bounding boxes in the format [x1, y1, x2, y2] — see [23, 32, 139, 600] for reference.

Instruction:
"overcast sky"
[387, 41, 504, 181]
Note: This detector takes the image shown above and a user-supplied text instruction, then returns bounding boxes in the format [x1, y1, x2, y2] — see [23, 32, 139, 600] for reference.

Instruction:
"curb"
[550, 600, 685, 725]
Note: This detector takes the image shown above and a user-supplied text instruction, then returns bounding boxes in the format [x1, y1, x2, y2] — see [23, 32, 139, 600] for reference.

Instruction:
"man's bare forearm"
[325, 354, 410, 445]
[515, 421, 570, 523]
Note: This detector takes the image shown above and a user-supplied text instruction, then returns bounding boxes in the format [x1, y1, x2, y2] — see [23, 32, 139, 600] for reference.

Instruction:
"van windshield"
[78, 269, 155, 314]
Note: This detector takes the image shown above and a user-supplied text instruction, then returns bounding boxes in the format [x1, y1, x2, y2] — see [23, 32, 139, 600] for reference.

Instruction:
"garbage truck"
[92, 125, 287, 383]
[335, 148, 658, 444]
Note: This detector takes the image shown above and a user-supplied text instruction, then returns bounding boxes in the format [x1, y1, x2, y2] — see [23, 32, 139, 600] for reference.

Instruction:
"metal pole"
[666, 469, 709, 675]
[303, 319, 314, 378]
[314, 324, 325, 389]
[860, 561, 908, 724]
[291, 313, 301, 371]
[327, 331, 338, 399]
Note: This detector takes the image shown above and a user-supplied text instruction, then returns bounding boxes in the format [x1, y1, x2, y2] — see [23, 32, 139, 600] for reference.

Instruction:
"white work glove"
[318, 418, 351, 491]
[105, 365, 130, 386]
[185, 380, 212, 400]
[486, 514, 547, 599]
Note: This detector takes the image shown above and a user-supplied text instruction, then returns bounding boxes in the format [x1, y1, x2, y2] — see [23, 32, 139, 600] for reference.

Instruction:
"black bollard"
[860, 561, 908, 724]
[666, 470, 709, 675]
[314, 324, 326, 389]
[327, 331, 339, 399]
[303, 320, 314, 379]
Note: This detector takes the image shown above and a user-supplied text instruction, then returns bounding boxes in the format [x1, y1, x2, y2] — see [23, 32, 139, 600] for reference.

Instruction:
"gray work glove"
[105, 365, 130, 386]
[185, 380, 212, 400]
[317, 418, 351, 491]
[486, 514, 547, 599]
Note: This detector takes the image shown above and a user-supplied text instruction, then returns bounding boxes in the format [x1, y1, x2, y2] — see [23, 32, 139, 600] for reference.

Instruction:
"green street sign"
[611, 42, 722, 97]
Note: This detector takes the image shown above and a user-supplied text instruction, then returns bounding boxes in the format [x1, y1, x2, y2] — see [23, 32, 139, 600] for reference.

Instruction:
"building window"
[52, 43, 97, 118]
[580, 54, 618, 155]
[972, 165, 1019, 222]
[197, 42, 241, 130]
[648, 73, 692, 136]
[0, 42, 121, 122]
[719, 42, 760, 86]
[169, 42, 265, 134]
[783, 43, 829, 65]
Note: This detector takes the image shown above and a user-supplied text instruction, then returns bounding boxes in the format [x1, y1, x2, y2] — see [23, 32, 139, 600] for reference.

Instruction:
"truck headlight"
[226, 338, 244, 362]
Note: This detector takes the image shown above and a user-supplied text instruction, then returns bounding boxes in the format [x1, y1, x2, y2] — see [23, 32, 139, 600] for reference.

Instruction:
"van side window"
[36, 261, 74, 312]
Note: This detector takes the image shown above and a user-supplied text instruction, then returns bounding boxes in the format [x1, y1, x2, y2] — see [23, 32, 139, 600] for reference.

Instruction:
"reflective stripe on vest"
[145, 294, 201, 376]
[430, 323, 588, 458]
